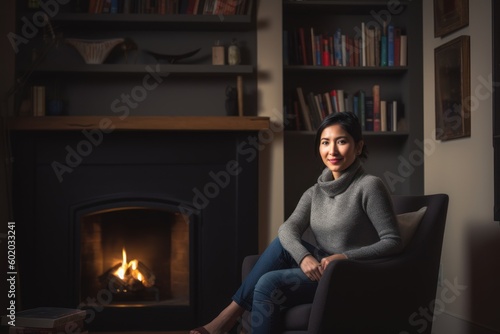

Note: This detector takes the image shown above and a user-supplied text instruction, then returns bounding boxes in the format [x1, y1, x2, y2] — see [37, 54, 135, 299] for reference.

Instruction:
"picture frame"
[434, 35, 470, 141]
[434, 0, 469, 38]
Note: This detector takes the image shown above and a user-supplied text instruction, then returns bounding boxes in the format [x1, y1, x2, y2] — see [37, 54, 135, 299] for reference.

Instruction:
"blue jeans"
[232, 237, 327, 334]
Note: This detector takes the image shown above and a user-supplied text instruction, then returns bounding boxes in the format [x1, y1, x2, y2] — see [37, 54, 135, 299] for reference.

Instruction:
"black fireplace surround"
[12, 130, 260, 331]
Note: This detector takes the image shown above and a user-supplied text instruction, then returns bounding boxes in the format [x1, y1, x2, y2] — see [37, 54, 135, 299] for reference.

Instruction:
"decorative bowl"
[66, 38, 125, 64]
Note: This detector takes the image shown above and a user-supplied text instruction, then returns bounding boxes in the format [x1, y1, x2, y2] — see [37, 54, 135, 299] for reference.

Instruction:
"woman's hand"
[319, 253, 347, 271]
[300, 255, 322, 281]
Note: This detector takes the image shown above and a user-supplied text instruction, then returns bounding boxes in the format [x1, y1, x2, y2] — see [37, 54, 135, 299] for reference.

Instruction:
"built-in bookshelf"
[282, 0, 423, 216]
[12, 0, 257, 120]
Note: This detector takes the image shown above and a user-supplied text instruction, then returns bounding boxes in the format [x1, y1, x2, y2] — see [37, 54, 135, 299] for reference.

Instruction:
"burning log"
[100, 261, 155, 291]
[98, 248, 158, 301]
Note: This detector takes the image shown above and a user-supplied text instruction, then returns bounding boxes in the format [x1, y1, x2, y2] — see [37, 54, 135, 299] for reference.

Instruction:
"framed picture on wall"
[434, 35, 470, 141]
[493, 1, 500, 222]
[434, 0, 469, 38]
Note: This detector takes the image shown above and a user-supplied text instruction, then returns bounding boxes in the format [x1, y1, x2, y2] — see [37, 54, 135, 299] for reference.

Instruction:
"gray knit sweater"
[278, 159, 403, 263]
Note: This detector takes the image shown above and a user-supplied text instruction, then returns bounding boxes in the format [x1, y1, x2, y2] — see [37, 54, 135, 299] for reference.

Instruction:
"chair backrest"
[309, 193, 449, 334]
[392, 193, 449, 259]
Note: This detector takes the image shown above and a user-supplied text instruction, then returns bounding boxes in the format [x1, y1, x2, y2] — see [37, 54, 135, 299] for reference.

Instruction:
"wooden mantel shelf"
[8, 116, 270, 131]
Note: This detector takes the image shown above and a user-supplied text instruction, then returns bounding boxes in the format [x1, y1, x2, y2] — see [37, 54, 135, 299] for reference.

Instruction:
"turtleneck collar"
[317, 158, 364, 197]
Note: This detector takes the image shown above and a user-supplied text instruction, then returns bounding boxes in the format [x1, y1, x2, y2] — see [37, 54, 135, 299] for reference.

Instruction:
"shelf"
[49, 13, 254, 30]
[8, 116, 270, 131]
[25, 64, 255, 76]
[53, 13, 253, 23]
[283, 0, 409, 14]
[285, 130, 409, 137]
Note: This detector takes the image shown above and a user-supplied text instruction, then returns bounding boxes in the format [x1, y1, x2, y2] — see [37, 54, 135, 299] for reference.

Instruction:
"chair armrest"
[242, 254, 260, 281]
[308, 254, 440, 334]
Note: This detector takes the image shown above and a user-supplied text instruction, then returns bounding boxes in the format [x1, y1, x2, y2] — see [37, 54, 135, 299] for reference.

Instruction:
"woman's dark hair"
[314, 112, 368, 160]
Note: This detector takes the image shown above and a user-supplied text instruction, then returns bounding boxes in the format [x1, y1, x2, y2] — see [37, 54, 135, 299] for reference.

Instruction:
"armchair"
[241, 194, 449, 334]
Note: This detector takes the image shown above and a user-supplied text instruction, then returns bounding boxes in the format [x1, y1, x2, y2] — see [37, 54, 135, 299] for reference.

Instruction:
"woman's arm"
[343, 177, 403, 259]
[278, 187, 314, 264]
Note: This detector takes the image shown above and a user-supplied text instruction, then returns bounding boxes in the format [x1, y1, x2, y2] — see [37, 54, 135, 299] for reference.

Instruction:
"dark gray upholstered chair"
[241, 194, 449, 334]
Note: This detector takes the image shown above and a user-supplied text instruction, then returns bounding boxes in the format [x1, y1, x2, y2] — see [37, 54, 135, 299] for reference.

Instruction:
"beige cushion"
[397, 206, 427, 248]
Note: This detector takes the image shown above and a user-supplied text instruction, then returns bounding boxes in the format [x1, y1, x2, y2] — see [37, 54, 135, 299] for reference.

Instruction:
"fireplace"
[11, 129, 260, 331]
[79, 205, 191, 307]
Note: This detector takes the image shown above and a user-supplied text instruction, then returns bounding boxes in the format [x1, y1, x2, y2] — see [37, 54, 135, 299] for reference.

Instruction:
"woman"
[191, 112, 403, 334]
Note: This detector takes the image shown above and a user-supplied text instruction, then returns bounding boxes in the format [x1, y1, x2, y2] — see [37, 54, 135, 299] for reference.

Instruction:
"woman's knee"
[254, 272, 279, 301]
[254, 271, 293, 306]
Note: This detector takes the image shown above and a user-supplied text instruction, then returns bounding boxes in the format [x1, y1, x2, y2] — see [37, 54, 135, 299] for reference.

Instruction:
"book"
[355, 89, 365, 129]
[32, 86, 46, 117]
[314, 34, 322, 66]
[361, 22, 366, 66]
[387, 23, 394, 66]
[88, 0, 98, 12]
[372, 84, 380, 131]
[315, 94, 327, 119]
[323, 92, 333, 115]
[380, 35, 387, 66]
[192, 0, 200, 13]
[237, 75, 243, 116]
[239, 0, 251, 15]
[353, 37, 360, 67]
[380, 20, 388, 66]
[364, 96, 374, 131]
[380, 100, 387, 131]
[366, 25, 376, 66]
[374, 27, 381, 66]
[334, 28, 342, 66]
[196, 0, 206, 14]
[329, 36, 334, 66]
[337, 89, 345, 112]
[330, 90, 339, 113]
[400, 34, 408, 66]
[306, 92, 322, 129]
[2, 308, 86, 329]
[296, 87, 313, 131]
[394, 27, 401, 67]
[391, 100, 398, 131]
[346, 36, 353, 66]
[322, 38, 330, 66]
[10, 329, 88, 334]
[344, 92, 352, 113]
[310, 27, 316, 66]
[186, 0, 197, 14]
[110, 0, 118, 13]
[298, 27, 308, 65]
[8, 320, 85, 333]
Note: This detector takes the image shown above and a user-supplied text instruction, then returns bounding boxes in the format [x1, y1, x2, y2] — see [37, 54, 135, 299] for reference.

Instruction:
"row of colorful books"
[88, 0, 250, 15]
[287, 86, 403, 132]
[284, 23, 407, 67]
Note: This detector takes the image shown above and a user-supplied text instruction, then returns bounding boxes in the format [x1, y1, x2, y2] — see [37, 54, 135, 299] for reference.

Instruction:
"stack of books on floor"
[1, 307, 87, 334]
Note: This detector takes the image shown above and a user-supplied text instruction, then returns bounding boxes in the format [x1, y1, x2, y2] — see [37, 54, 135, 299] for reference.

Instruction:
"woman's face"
[319, 124, 364, 179]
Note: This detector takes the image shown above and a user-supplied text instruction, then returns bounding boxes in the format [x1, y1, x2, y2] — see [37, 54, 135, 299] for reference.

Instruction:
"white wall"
[256, 0, 284, 249]
[423, 0, 500, 332]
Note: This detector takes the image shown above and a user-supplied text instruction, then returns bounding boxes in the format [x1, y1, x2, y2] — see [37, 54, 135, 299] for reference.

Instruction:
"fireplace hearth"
[12, 130, 260, 331]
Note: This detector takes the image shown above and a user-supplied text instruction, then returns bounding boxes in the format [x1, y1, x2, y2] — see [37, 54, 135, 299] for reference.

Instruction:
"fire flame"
[115, 247, 128, 279]
[113, 247, 150, 287]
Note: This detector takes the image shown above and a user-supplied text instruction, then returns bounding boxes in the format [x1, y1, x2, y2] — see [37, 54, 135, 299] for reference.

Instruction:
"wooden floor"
[94, 332, 189, 334]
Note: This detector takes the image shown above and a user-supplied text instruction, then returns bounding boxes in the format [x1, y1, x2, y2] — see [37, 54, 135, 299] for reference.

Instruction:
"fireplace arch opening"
[79, 205, 192, 307]
[71, 195, 199, 330]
